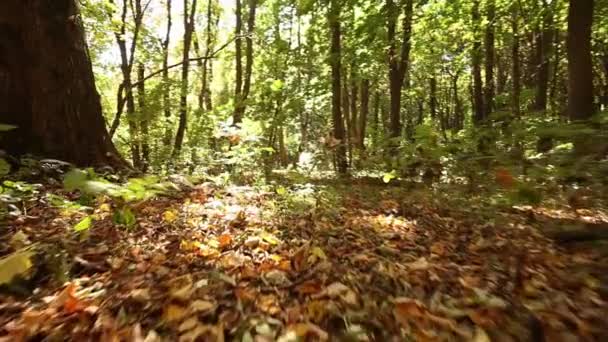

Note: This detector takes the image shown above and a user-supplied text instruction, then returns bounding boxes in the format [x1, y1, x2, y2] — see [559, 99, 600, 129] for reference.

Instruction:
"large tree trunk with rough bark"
[567, 0, 595, 121]
[0, 0, 124, 167]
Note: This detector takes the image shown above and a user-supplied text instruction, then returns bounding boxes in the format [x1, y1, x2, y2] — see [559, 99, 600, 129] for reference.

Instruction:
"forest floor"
[1, 177, 608, 341]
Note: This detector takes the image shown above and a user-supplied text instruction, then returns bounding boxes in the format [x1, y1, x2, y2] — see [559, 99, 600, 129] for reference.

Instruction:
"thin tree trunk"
[173, 0, 198, 157]
[387, 0, 413, 139]
[343, 72, 352, 164]
[534, 0, 553, 111]
[471, 0, 485, 125]
[239, 0, 258, 119]
[329, 0, 347, 174]
[512, 3, 521, 118]
[137, 63, 150, 171]
[430, 76, 438, 120]
[359, 79, 370, 149]
[110, 0, 145, 168]
[350, 71, 359, 145]
[199, 0, 215, 111]
[233, 0, 244, 124]
[162, 0, 172, 146]
[484, 0, 495, 117]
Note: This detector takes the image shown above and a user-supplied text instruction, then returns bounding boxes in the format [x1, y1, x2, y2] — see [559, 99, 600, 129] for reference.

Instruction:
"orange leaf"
[218, 234, 233, 249]
[295, 280, 322, 295]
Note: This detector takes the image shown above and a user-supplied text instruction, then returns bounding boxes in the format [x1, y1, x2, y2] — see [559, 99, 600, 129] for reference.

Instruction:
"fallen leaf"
[218, 234, 233, 249]
[0, 248, 35, 285]
[130, 288, 151, 303]
[190, 300, 216, 314]
[179, 317, 200, 332]
[162, 210, 178, 223]
[163, 304, 188, 323]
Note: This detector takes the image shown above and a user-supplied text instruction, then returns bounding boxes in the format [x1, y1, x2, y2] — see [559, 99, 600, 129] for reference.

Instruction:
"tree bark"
[198, 0, 215, 112]
[0, 0, 124, 167]
[173, 0, 198, 157]
[484, 0, 495, 117]
[359, 79, 370, 149]
[471, 0, 485, 125]
[329, 0, 347, 174]
[350, 71, 359, 146]
[137, 63, 150, 171]
[567, 0, 595, 121]
[534, 0, 554, 112]
[162, 0, 172, 146]
[511, 3, 521, 118]
[430, 76, 438, 120]
[233, 0, 244, 125]
[387, 0, 413, 139]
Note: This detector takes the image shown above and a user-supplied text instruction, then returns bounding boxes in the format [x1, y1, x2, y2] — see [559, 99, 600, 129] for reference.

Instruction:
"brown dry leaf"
[295, 280, 322, 295]
[130, 288, 151, 303]
[190, 300, 216, 314]
[407, 257, 431, 271]
[179, 317, 200, 332]
[430, 242, 447, 256]
[235, 287, 257, 303]
[256, 294, 281, 315]
[280, 323, 329, 341]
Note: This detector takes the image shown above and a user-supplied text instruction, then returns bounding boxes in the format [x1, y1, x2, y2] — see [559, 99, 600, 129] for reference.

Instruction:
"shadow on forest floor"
[1, 177, 607, 341]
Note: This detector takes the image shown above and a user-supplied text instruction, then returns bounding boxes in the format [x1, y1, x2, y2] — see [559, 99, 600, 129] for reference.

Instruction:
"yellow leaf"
[99, 203, 111, 212]
[261, 232, 280, 245]
[0, 249, 35, 285]
[163, 210, 178, 223]
[308, 247, 327, 264]
[163, 304, 188, 322]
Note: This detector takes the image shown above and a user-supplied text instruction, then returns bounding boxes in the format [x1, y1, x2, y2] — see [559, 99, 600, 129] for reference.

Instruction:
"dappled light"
[2, 0, 608, 340]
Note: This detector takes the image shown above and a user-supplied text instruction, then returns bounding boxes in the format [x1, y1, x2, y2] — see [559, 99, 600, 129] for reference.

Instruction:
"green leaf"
[382, 170, 397, 184]
[63, 169, 88, 191]
[0, 159, 10, 177]
[0, 124, 17, 132]
[113, 206, 136, 227]
[0, 248, 35, 285]
[276, 186, 288, 196]
[74, 216, 93, 232]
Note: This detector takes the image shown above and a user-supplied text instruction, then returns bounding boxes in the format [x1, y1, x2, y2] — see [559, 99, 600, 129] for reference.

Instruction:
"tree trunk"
[173, 0, 198, 157]
[162, 0, 173, 146]
[534, 0, 553, 112]
[387, 0, 413, 139]
[329, 0, 347, 174]
[0, 0, 124, 167]
[567, 0, 595, 121]
[430, 76, 438, 120]
[603, 55, 608, 109]
[471, 0, 485, 125]
[137, 63, 150, 171]
[233, 0, 244, 125]
[350, 72, 359, 145]
[511, 3, 521, 119]
[484, 0, 495, 117]
[109, 0, 145, 168]
[359, 79, 370, 149]
[199, 0, 215, 112]
[343, 72, 352, 164]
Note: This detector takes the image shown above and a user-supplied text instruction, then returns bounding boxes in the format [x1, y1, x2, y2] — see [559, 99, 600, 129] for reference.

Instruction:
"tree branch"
[130, 34, 249, 88]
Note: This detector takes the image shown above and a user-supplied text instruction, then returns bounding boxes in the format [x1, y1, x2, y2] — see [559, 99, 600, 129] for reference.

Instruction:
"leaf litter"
[0, 180, 607, 341]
